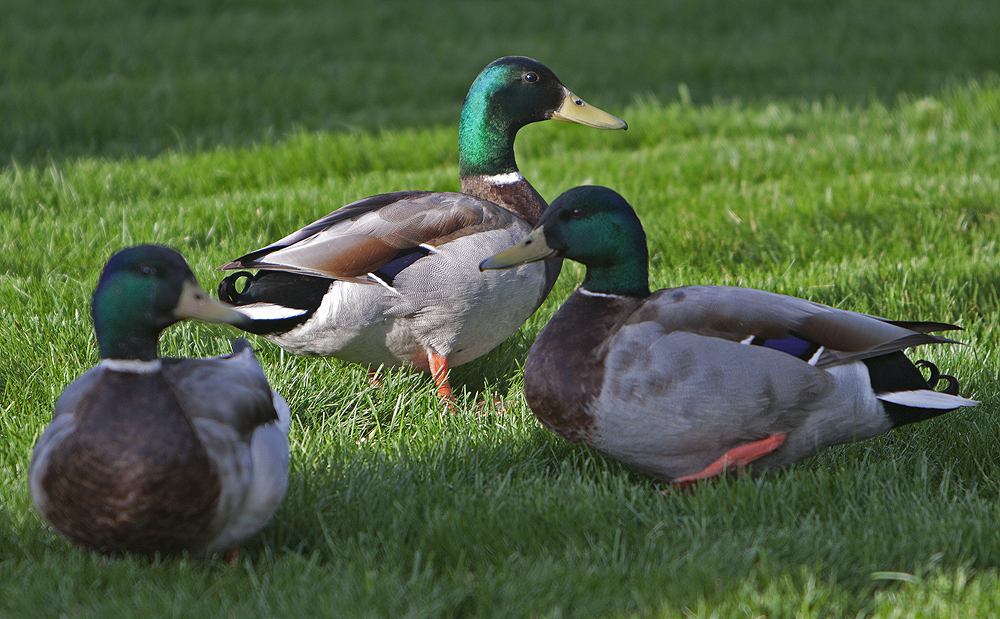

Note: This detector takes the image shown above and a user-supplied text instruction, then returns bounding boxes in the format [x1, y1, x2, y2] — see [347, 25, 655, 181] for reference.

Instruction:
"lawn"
[2, 0, 1000, 617]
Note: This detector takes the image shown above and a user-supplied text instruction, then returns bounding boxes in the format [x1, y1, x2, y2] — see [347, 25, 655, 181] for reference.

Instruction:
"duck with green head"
[217, 56, 626, 402]
[30, 245, 290, 557]
[481, 186, 978, 486]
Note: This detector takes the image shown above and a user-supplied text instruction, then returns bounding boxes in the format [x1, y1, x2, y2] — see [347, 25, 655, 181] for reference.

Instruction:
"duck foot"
[427, 350, 459, 411]
[426, 350, 505, 414]
[667, 433, 788, 492]
[222, 547, 241, 564]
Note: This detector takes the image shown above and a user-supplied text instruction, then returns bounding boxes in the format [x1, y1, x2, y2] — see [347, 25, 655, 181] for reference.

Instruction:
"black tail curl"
[915, 359, 960, 396]
[864, 352, 966, 428]
[218, 271, 255, 305]
[214, 269, 332, 336]
[217, 269, 332, 310]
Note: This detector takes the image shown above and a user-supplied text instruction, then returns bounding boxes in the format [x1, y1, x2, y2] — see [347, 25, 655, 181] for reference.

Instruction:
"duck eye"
[569, 208, 585, 219]
[140, 266, 156, 276]
[523, 72, 538, 83]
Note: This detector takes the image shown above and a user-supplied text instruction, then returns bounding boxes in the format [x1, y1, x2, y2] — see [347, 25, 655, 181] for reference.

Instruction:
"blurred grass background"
[3, 0, 998, 161]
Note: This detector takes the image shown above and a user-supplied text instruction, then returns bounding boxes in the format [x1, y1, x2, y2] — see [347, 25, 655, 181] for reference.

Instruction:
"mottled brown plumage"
[219, 191, 519, 280]
[40, 371, 220, 555]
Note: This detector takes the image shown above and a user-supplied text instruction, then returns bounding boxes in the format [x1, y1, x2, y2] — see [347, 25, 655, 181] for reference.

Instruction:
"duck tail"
[865, 352, 978, 427]
[882, 319, 963, 334]
[218, 271, 256, 305]
[216, 270, 330, 336]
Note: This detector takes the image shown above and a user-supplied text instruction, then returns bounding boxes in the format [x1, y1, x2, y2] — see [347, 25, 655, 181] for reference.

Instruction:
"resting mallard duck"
[217, 56, 626, 401]
[480, 186, 978, 486]
[29, 245, 290, 557]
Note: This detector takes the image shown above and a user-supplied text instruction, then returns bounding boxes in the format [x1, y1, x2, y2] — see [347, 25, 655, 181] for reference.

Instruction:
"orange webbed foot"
[667, 433, 788, 492]
[426, 351, 505, 414]
[427, 350, 458, 411]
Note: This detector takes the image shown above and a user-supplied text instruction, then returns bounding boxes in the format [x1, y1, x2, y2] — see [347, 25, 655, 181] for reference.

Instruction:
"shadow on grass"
[220, 425, 1000, 615]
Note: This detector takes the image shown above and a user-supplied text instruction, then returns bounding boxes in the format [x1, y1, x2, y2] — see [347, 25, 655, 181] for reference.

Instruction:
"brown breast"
[523, 291, 643, 444]
[460, 176, 548, 225]
[40, 370, 221, 556]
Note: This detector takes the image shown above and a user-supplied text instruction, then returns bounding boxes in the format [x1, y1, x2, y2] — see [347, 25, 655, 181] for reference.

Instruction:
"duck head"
[459, 57, 627, 178]
[92, 245, 250, 360]
[480, 186, 650, 297]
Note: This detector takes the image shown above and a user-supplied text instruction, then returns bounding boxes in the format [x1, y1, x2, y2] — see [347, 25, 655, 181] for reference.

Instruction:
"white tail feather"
[877, 389, 979, 409]
[234, 303, 309, 321]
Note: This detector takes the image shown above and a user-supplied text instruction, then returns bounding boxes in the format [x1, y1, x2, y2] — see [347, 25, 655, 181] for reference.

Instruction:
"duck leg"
[427, 350, 504, 412]
[427, 350, 454, 401]
[668, 433, 788, 491]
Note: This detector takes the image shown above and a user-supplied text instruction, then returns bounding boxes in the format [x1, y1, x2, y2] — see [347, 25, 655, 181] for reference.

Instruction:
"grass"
[3, 0, 1000, 162]
[2, 0, 1000, 616]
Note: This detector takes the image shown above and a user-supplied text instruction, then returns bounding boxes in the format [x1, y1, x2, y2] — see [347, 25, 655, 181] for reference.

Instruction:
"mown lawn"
[2, 1, 1000, 617]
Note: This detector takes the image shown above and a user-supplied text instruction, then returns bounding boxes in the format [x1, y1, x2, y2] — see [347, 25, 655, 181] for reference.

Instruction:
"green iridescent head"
[480, 186, 650, 297]
[91, 245, 249, 360]
[458, 56, 626, 179]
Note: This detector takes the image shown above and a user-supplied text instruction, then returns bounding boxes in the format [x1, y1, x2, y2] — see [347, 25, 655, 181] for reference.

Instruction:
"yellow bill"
[479, 226, 558, 271]
[174, 279, 251, 327]
[551, 89, 627, 130]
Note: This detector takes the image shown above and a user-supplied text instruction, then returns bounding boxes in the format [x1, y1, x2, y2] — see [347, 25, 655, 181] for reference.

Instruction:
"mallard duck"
[480, 186, 978, 486]
[29, 245, 290, 558]
[217, 56, 627, 400]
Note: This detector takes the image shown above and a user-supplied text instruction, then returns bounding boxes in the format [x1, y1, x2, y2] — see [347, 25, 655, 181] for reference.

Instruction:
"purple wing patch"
[372, 246, 433, 286]
[751, 333, 822, 363]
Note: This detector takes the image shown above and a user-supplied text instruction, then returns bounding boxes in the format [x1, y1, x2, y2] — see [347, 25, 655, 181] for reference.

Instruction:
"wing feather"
[631, 286, 961, 368]
[217, 191, 523, 280]
[161, 340, 278, 437]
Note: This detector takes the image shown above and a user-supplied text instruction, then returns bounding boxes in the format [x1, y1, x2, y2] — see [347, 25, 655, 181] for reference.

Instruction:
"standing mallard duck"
[217, 56, 626, 401]
[481, 186, 978, 486]
[30, 245, 290, 558]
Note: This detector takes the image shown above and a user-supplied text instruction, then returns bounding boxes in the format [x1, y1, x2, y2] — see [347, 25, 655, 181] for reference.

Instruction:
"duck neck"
[93, 308, 161, 361]
[458, 92, 552, 223]
[580, 258, 651, 299]
[97, 331, 160, 362]
[459, 172, 547, 224]
[458, 90, 520, 180]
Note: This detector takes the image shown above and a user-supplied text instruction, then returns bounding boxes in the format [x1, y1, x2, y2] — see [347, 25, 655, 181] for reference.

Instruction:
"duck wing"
[217, 191, 526, 284]
[50, 366, 104, 422]
[624, 286, 960, 369]
[161, 339, 285, 438]
[592, 286, 972, 479]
